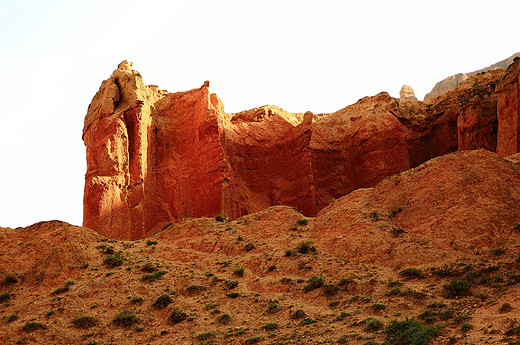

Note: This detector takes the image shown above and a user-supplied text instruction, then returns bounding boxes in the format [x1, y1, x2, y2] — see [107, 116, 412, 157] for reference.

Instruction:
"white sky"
[0, 0, 518, 228]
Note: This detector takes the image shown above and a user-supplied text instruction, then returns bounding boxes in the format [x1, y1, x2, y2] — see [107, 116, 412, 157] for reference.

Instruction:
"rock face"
[496, 58, 520, 155]
[399, 85, 418, 103]
[83, 60, 520, 239]
[424, 52, 520, 101]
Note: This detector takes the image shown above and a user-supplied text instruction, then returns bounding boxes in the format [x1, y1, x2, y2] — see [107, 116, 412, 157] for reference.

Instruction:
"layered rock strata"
[83, 59, 520, 239]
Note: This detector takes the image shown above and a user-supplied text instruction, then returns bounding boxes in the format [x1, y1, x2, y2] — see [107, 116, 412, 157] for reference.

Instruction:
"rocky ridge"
[424, 52, 520, 101]
[83, 59, 520, 240]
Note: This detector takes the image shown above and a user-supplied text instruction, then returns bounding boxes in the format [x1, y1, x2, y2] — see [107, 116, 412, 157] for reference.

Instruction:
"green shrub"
[370, 211, 379, 221]
[291, 309, 306, 319]
[104, 253, 123, 267]
[169, 309, 187, 324]
[399, 267, 424, 279]
[217, 313, 231, 324]
[113, 310, 139, 327]
[372, 303, 387, 310]
[244, 242, 255, 251]
[296, 241, 316, 254]
[267, 299, 280, 313]
[146, 240, 157, 246]
[215, 215, 224, 222]
[8, 314, 19, 322]
[364, 317, 384, 332]
[499, 302, 512, 313]
[186, 284, 207, 293]
[141, 263, 157, 273]
[296, 219, 308, 225]
[0, 292, 11, 302]
[323, 283, 340, 295]
[130, 297, 143, 304]
[226, 292, 240, 298]
[300, 318, 317, 325]
[224, 280, 239, 289]
[304, 276, 324, 291]
[141, 270, 166, 282]
[153, 294, 172, 309]
[72, 316, 98, 329]
[385, 318, 439, 345]
[262, 322, 278, 331]
[461, 322, 472, 332]
[491, 247, 506, 256]
[22, 322, 45, 332]
[245, 336, 263, 344]
[162, 222, 173, 230]
[443, 279, 471, 298]
[197, 331, 216, 340]
[233, 266, 245, 277]
[3, 274, 18, 285]
[52, 279, 74, 295]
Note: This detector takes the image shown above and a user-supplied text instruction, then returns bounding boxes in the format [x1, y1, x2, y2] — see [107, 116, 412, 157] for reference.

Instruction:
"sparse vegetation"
[8, 314, 19, 322]
[217, 313, 231, 324]
[262, 322, 278, 331]
[244, 242, 255, 251]
[0, 292, 11, 302]
[291, 309, 307, 319]
[296, 219, 308, 225]
[226, 292, 240, 298]
[233, 266, 245, 277]
[267, 299, 280, 313]
[296, 241, 316, 254]
[197, 331, 217, 340]
[399, 267, 423, 279]
[304, 276, 324, 291]
[385, 319, 439, 345]
[22, 322, 45, 332]
[104, 252, 123, 267]
[130, 297, 143, 304]
[169, 309, 187, 324]
[364, 317, 384, 332]
[113, 310, 139, 327]
[443, 279, 471, 298]
[141, 270, 166, 282]
[224, 279, 239, 289]
[186, 284, 207, 293]
[146, 240, 157, 246]
[72, 316, 98, 329]
[153, 294, 172, 308]
[51, 279, 74, 295]
[300, 318, 317, 325]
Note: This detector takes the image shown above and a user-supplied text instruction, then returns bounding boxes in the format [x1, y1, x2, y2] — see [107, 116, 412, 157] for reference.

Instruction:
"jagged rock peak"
[399, 85, 418, 103]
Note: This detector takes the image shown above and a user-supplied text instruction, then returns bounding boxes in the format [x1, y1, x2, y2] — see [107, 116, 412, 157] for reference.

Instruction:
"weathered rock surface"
[496, 57, 520, 156]
[424, 52, 520, 101]
[399, 85, 418, 103]
[83, 59, 520, 239]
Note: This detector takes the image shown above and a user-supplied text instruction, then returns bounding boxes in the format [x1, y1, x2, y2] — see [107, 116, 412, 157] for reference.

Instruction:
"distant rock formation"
[83, 59, 520, 240]
[424, 52, 520, 101]
[399, 85, 418, 103]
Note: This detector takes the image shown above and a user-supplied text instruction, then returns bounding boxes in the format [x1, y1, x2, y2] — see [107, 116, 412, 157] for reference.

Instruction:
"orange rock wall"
[83, 61, 520, 239]
[497, 59, 520, 156]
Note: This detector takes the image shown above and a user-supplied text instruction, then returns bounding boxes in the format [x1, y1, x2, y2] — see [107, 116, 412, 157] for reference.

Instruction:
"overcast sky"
[0, 0, 518, 228]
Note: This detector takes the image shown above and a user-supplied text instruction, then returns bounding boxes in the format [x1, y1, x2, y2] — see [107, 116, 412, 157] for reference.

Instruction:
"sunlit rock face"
[83, 60, 520, 239]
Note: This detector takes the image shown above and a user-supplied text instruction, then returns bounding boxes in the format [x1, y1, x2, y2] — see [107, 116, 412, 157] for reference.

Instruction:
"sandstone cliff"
[83, 59, 520, 239]
[424, 52, 520, 101]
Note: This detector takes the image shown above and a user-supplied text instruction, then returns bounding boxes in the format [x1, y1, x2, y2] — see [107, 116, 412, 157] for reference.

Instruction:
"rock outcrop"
[399, 85, 418, 103]
[424, 52, 520, 101]
[83, 59, 520, 239]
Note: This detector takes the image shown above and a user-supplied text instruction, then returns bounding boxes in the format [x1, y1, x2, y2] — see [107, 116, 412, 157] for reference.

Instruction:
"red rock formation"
[83, 60, 520, 240]
[311, 92, 410, 209]
[496, 59, 520, 156]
